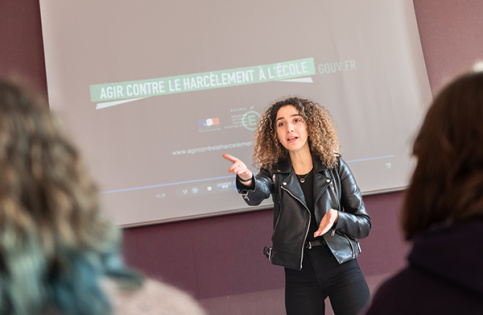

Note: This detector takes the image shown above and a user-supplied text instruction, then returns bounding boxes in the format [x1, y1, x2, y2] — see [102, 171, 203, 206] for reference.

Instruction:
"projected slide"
[40, 0, 431, 226]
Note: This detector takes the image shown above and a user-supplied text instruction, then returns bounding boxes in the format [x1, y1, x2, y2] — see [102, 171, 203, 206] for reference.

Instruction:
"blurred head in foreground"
[402, 63, 483, 240]
[0, 78, 139, 315]
[0, 78, 206, 315]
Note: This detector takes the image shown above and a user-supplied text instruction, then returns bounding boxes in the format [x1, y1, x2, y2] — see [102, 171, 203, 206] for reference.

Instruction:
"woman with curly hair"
[0, 78, 205, 315]
[365, 65, 483, 314]
[224, 97, 371, 314]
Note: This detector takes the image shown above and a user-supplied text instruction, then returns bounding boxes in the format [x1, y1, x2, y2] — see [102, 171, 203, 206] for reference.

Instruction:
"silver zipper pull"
[242, 192, 250, 201]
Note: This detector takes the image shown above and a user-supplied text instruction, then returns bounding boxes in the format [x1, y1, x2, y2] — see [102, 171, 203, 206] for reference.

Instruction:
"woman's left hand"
[314, 209, 339, 237]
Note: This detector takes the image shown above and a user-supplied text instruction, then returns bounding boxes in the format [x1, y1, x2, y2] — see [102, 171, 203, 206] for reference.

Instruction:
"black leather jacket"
[237, 155, 371, 270]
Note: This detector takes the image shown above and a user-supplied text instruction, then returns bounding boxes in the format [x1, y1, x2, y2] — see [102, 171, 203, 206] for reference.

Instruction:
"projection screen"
[39, 0, 432, 226]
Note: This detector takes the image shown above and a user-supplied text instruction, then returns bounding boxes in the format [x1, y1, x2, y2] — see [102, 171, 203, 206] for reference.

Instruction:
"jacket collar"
[272, 155, 332, 210]
[273, 155, 328, 174]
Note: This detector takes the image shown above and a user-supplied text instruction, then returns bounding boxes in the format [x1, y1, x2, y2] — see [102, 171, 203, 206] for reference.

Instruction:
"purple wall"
[413, 0, 483, 93]
[0, 1, 46, 94]
[2, 0, 483, 310]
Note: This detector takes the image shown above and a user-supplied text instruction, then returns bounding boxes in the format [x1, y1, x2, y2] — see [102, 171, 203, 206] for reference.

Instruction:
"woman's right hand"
[222, 154, 252, 181]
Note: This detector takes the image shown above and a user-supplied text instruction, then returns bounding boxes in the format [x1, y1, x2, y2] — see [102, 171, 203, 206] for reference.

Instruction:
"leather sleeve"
[235, 168, 273, 206]
[335, 158, 372, 239]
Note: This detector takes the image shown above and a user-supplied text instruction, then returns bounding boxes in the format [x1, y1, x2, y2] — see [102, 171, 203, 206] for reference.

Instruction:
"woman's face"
[275, 105, 309, 153]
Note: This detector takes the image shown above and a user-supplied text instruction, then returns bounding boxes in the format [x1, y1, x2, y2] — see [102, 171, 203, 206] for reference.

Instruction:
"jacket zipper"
[281, 186, 311, 270]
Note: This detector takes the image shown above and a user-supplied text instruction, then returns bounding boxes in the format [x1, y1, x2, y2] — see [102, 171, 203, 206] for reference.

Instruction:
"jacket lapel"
[313, 156, 331, 203]
[273, 157, 307, 207]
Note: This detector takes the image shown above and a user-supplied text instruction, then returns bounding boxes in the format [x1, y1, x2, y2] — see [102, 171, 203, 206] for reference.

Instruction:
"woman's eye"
[277, 122, 285, 127]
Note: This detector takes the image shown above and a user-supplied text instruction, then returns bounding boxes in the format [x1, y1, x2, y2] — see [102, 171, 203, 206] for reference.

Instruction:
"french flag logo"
[198, 117, 220, 127]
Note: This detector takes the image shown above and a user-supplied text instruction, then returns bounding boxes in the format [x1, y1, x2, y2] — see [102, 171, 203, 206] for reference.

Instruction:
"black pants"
[284, 244, 370, 315]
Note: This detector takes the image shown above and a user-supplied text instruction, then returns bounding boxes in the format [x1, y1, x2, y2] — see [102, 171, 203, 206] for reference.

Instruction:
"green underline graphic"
[90, 58, 315, 109]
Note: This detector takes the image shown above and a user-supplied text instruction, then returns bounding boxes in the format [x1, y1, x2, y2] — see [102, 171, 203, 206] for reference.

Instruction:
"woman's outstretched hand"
[314, 209, 339, 237]
[223, 154, 252, 181]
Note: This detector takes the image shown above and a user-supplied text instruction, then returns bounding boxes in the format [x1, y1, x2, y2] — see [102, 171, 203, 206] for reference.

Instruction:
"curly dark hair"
[253, 97, 340, 170]
[402, 67, 483, 240]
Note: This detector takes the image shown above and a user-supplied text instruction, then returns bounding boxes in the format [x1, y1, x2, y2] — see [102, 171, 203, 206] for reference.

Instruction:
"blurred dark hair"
[0, 78, 141, 315]
[402, 66, 483, 240]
